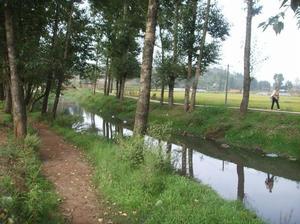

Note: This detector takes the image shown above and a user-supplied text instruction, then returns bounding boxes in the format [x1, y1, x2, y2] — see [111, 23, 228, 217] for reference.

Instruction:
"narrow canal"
[59, 101, 300, 224]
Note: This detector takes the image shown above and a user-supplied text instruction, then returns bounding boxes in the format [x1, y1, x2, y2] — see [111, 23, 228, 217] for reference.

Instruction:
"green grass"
[0, 108, 62, 224]
[67, 89, 300, 160]
[48, 117, 263, 224]
[144, 91, 300, 112]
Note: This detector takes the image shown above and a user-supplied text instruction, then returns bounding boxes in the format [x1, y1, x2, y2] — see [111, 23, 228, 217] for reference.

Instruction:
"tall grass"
[0, 113, 62, 224]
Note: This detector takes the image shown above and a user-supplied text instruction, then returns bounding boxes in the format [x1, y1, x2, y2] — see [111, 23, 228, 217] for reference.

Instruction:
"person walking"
[271, 88, 280, 110]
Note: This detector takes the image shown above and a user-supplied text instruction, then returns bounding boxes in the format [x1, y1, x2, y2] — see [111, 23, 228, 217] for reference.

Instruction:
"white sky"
[216, 0, 300, 83]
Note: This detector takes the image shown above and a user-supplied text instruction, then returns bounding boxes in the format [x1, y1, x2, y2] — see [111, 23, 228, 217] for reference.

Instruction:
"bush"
[119, 136, 145, 168]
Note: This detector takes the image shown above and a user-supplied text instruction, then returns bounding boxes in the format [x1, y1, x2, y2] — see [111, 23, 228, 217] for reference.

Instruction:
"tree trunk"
[133, 0, 158, 135]
[120, 75, 126, 100]
[24, 83, 33, 106]
[42, 73, 52, 114]
[237, 164, 245, 201]
[184, 0, 198, 112]
[42, 1, 59, 114]
[190, 0, 211, 111]
[188, 148, 194, 177]
[158, 25, 165, 105]
[0, 83, 4, 101]
[107, 74, 111, 96]
[4, 84, 12, 113]
[4, 1, 27, 138]
[160, 81, 165, 105]
[168, 0, 180, 108]
[240, 0, 253, 115]
[182, 146, 187, 175]
[110, 77, 113, 94]
[168, 77, 175, 107]
[104, 57, 109, 95]
[116, 80, 120, 98]
[52, 0, 74, 118]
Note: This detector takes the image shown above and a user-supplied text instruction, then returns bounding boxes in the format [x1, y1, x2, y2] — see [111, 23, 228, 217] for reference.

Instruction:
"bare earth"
[35, 123, 110, 224]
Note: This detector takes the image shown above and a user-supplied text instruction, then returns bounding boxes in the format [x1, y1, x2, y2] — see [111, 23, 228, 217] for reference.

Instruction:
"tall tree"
[52, 0, 75, 118]
[4, 0, 27, 138]
[183, 0, 198, 111]
[134, 0, 158, 135]
[240, 0, 253, 115]
[273, 73, 284, 89]
[168, 0, 180, 107]
[41, 1, 60, 115]
[190, 0, 211, 111]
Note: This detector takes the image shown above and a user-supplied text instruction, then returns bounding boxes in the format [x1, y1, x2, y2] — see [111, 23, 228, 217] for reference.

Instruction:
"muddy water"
[59, 102, 300, 224]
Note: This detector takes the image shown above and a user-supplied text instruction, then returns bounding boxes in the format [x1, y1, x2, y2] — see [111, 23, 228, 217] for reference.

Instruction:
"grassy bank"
[0, 108, 62, 224]
[66, 89, 300, 160]
[45, 114, 263, 224]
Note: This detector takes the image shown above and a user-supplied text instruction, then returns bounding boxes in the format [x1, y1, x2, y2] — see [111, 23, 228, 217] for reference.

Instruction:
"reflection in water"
[265, 174, 275, 193]
[188, 148, 194, 178]
[91, 113, 96, 130]
[60, 104, 300, 224]
[166, 142, 172, 166]
[181, 146, 187, 176]
[237, 164, 245, 201]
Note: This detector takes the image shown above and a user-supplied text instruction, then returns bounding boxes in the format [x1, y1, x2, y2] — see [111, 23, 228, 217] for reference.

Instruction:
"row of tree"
[1, 0, 299, 138]
[0, 0, 93, 138]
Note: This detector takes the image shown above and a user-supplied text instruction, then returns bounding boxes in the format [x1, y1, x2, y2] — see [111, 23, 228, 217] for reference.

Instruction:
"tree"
[90, 0, 146, 100]
[52, 0, 75, 119]
[285, 80, 293, 91]
[258, 80, 271, 91]
[134, 0, 158, 135]
[273, 73, 284, 89]
[190, 0, 211, 111]
[4, 0, 27, 138]
[240, 0, 256, 115]
[41, 1, 60, 115]
[183, 0, 198, 112]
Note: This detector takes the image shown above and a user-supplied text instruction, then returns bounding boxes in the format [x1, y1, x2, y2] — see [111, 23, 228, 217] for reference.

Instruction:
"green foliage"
[119, 137, 145, 168]
[259, 0, 300, 33]
[148, 121, 173, 141]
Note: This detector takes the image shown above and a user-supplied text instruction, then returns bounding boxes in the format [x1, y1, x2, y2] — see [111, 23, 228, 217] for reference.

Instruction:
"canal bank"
[45, 98, 300, 224]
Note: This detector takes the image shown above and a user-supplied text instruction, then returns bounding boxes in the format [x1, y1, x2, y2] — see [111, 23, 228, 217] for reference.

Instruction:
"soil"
[35, 123, 118, 224]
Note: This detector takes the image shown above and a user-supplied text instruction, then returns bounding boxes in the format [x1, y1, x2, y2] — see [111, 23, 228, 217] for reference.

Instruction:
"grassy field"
[69, 89, 300, 160]
[42, 114, 263, 224]
[125, 89, 300, 112]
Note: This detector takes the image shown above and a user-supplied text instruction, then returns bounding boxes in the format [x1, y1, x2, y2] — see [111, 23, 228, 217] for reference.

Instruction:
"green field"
[124, 89, 300, 112]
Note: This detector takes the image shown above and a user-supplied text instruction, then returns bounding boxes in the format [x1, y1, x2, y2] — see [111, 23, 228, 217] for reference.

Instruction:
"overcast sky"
[216, 0, 300, 84]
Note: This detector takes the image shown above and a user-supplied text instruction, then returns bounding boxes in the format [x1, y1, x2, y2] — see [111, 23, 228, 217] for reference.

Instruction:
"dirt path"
[35, 123, 110, 224]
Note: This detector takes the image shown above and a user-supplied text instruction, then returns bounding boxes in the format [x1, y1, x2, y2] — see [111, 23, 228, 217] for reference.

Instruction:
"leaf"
[280, 0, 289, 8]
[273, 21, 284, 34]
[258, 22, 266, 28]
[291, 0, 300, 11]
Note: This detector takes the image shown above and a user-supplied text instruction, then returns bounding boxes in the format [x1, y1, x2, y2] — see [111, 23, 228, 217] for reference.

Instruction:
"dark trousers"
[271, 97, 280, 109]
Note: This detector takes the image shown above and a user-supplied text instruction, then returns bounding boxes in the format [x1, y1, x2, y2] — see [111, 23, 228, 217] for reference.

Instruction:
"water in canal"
[59, 101, 300, 224]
